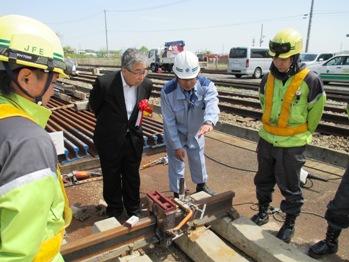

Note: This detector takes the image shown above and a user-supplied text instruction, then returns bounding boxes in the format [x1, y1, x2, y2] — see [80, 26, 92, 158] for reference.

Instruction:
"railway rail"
[148, 73, 349, 103]
[66, 74, 349, 137]
[73, 70, 349, 103]
[61, 191, 235, 261]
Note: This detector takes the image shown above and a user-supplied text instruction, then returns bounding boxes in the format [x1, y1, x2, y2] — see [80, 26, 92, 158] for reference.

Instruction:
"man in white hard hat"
[161, 51, 220, 197]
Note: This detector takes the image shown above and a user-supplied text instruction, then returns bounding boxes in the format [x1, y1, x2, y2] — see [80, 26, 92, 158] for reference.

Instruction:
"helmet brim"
[0, 61, 69, 79]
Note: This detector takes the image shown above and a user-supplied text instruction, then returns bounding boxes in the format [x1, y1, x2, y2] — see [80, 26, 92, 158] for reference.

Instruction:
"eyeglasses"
[126, 68, 148, 77]
[269, 41, 293, 55]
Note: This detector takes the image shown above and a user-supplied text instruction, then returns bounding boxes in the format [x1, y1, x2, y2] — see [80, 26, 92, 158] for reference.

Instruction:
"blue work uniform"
[160, 76, 220, 193]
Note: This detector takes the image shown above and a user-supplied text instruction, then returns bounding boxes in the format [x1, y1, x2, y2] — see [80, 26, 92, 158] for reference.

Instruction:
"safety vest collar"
[262, 68, 310, 136]
[0, 92, 51, 128]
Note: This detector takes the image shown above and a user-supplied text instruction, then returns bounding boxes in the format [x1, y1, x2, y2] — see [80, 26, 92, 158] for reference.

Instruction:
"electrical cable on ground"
[326, 177, 342, 181]
[206, 136, 345, 178]
[205, 150, 343, 187]
[301, 211, 325, 219]
[232, 202, 325, 222]
[232, 201, 257, 207]
[207, 136, 257, 153]
[301, 173, 344, 189]
[301, 177, 314, 189]
[204, 152, 257, 173]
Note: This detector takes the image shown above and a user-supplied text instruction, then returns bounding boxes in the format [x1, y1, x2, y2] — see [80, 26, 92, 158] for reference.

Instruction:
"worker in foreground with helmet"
[251, 28, 326, 243]
[161, 51, 220, 197]
[308, 103, 349, 259]
[0, 15, 71, 261]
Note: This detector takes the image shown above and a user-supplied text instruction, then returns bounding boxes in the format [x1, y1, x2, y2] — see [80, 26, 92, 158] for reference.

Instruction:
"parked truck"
[147, 40, 185, 72]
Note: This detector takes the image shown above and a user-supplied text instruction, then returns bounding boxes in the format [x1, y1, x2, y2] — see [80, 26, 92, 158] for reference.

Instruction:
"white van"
[227, 47, 272, 78]
[300, 52, 334, 66]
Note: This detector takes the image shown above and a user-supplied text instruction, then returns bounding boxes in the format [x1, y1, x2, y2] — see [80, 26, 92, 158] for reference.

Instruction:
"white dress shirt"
[121, 72, 137, 120]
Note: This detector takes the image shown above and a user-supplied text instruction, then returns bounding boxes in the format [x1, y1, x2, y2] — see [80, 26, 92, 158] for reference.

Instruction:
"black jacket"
[89, 71, 153, 158]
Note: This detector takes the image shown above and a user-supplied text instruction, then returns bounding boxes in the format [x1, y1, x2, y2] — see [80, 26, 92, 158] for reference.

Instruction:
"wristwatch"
[203, 120, 213, 126]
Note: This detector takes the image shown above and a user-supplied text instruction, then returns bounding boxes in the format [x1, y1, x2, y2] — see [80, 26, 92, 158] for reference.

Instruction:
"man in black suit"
[89, 48, 153, 218]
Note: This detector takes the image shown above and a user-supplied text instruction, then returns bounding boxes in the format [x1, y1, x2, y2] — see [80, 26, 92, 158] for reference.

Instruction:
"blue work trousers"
[168, 145, 208, 193]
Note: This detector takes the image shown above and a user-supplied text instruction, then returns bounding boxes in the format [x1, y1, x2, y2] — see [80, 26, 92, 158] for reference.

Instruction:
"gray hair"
[121, 48, 147, 70]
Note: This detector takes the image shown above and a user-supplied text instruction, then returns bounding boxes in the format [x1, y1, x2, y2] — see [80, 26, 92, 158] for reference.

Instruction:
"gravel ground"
[219, 111, 349, 153]
[149, 96, 349, 153]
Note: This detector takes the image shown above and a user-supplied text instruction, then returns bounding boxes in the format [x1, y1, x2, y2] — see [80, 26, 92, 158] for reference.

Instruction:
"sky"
[1, 0, 349, 54]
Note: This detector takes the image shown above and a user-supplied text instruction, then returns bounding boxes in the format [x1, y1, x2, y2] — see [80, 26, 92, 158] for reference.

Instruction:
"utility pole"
[259, 24, 264, 47]
[342, 34, 349, 52]
[104, 10, 109, 56]
[305, 0, 314, 52]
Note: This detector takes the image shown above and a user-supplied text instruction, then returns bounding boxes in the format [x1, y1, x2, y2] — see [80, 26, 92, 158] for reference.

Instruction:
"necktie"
[184, 90, 196, 110]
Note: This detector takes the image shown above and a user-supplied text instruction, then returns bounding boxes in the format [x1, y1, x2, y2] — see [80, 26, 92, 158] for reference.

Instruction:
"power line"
[107, 0, 188, 13]
[107, 14, 308, 33]
[313, 10, 349, 15]
[47, 9, 349, 27]
[104, 10, 349, 34]
[47, 12, 102, 25]
[54, 7, 349, 49]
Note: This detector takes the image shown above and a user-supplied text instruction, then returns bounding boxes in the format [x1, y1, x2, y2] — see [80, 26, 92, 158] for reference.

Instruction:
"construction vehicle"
[147, 40, 185, 72]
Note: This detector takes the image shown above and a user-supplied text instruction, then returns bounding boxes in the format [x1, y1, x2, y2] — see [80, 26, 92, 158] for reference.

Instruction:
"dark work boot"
[173, 192, 179, 198]
[308, 225, 341, 259]
[277, 214, 296, 243]
[196, 183, 216, 195]
[251, 205, 269, 226]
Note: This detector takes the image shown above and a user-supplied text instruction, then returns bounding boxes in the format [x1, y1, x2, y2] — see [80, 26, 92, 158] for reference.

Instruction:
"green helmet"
[269, 28, 303, 58]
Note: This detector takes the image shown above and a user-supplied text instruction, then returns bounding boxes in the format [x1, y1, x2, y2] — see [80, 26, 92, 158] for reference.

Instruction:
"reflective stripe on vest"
[33, 168, 72, 262]
[0, 103, 72, 262]
[262, 68, 310, 136]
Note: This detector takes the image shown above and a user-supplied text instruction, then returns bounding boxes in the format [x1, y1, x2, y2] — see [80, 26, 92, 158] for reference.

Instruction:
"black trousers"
[325, 164, 349, 229]
[98, 133, 142, 216]
[254, 138, 306, 216]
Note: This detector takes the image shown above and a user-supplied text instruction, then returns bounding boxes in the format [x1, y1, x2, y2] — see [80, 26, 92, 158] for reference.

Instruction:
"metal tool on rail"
[146, 178, 235, 246]
[62, 188, 235, 260]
